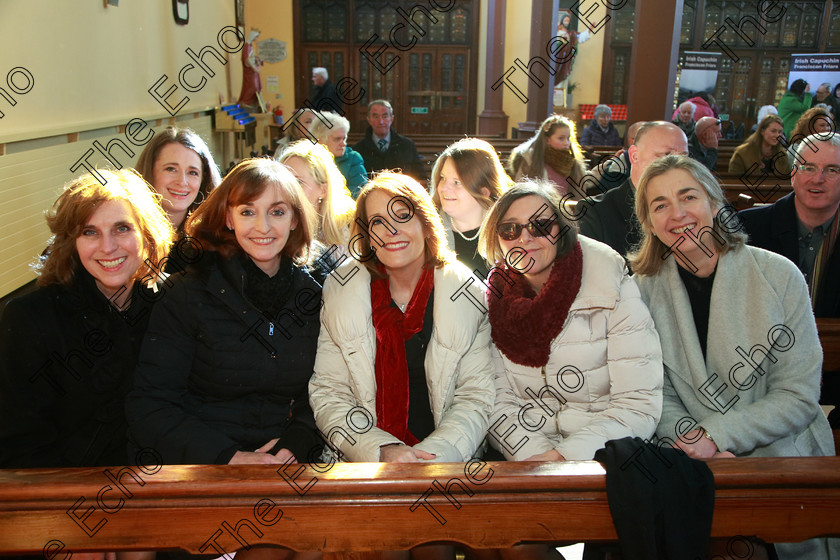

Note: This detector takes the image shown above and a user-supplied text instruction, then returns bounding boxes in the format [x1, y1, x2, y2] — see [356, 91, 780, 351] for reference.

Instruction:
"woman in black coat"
[127, 158, 323, 466]
[0, 169, 174, 469]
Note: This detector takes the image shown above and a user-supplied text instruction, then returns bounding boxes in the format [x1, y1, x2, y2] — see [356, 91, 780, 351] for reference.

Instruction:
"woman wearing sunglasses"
[478, 180, 663, 464]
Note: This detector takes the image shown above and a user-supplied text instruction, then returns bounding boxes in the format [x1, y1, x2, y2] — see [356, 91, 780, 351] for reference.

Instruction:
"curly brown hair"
[36, 169, 174, 287]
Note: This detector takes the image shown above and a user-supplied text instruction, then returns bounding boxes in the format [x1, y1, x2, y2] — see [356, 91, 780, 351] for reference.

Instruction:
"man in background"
[579, 121, 688, 258]
[311, 67, 342, 113]
[688, 117, 722, 172]
[353, 100, 426, 182]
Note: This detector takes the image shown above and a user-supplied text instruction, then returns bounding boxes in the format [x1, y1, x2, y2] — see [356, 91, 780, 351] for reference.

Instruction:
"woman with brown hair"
[127, 158, 323, 468]
[0, 169, 173, 472]
[430, 137, 512, 276]
[728, 114, 790, 176]
[309, 172, 494, 466]
[509, 114, 587, 197]
[135, 126, 222, 232]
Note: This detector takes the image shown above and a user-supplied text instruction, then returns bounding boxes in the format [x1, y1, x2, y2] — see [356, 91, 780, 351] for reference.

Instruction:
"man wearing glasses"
[739, 133, 840, 318]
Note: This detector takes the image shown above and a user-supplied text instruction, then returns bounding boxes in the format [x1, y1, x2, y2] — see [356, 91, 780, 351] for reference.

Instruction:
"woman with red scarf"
[309, 172, 494, 463]
[478, 181, 663, 464]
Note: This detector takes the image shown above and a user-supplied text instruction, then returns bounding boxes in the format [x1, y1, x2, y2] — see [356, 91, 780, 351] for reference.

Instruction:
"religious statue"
[237, 28, 263, 110]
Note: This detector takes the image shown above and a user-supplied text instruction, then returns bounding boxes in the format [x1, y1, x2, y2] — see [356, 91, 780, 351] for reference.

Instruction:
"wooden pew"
[1, 458, 839, 556]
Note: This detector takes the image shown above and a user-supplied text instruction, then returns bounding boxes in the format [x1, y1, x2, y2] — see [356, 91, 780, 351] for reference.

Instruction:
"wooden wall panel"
[0, 114, 218, 299]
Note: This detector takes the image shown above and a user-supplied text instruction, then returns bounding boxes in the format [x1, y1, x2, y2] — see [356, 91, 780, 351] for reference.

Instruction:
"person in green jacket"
[778, 78, 813, 137]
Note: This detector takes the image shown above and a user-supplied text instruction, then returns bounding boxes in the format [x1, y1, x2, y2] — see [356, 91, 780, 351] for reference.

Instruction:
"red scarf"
[488, 242, 583, 367]
[371, 266, 435, 445]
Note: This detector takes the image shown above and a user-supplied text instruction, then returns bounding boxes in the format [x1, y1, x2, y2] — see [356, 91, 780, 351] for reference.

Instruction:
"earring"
[318, 197, 323, 205]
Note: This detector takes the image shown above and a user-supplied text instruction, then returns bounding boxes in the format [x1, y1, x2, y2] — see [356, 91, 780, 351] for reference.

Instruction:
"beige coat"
[309, 260, 495, 462]
[489, 236, 664, 461]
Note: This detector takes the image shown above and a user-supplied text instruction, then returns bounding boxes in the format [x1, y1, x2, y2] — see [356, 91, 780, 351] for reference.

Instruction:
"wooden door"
[403, 48, 470, 135]
[294, 0, 479, 138]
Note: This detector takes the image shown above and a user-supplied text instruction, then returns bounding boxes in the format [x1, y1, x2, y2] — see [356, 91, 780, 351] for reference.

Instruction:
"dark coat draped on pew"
[126, 252, 322, 465]
[0, 269, 154, 468]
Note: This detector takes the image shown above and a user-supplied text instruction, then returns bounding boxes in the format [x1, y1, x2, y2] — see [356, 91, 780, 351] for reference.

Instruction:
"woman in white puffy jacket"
[477, 180, 664, 462]
[309, 172, 495, 464]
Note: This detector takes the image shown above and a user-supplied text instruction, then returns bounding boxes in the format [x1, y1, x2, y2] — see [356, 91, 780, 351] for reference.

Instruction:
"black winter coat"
[126, 252, 322, 465]
[578, 178, 642, 260]
[0, 270, 156, 468]
[353, 126, 428, 183]
[739, 193, 840, 317]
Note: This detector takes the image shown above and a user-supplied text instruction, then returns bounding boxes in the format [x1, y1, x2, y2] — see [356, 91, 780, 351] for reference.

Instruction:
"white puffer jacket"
[489, 235, 663, 461]
[309, 260, 495, 462]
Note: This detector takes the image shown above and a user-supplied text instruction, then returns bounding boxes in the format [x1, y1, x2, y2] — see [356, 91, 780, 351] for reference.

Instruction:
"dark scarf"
[241, 253, 294, 320]
[371, 265, 435, 445]
[544, 145, 577, 177]
[488, 242, 583, 367]
[811, 206, 840, 308]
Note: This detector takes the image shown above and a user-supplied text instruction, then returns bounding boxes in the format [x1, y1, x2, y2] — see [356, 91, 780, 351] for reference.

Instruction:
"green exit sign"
[411, 107, 429, 114]
[719, 114, 729, 121]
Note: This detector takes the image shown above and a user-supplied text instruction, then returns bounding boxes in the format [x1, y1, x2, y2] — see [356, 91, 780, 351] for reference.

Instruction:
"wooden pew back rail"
[1, 458, 840, 556]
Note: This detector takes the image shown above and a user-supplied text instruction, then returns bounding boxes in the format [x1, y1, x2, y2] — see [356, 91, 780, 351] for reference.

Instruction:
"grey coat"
[635, 245, 839, 559]
[634, 245, 833, 459]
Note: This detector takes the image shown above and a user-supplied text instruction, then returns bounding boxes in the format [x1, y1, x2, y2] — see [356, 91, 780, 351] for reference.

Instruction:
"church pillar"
[626, 0, 684, 124]
[478, 0, 509, 137]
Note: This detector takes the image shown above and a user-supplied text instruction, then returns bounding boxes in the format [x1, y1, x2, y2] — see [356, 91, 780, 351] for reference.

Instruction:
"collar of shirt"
[372, 132, 391, 145]
[797, 213, 835, 241]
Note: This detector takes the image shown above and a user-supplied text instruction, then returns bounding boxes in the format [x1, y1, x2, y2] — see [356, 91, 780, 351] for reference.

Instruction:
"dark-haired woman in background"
[136, 127, 222, 272]
[136, 127, 221, 232]
[778, 78, 813, 138]
[430, 138, 512, 276]
[127, 158, 322, 469]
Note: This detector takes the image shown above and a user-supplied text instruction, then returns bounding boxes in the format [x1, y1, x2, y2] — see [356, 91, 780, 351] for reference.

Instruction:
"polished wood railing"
[2, 458, 840, 557]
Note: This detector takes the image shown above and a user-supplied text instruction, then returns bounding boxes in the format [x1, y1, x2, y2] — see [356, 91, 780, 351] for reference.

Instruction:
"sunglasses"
[497, 218, 556, 241]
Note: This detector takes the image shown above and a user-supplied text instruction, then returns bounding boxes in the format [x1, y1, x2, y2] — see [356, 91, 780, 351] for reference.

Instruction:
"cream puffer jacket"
[489, 235, 664, 461]
[309, 259, 495, 462]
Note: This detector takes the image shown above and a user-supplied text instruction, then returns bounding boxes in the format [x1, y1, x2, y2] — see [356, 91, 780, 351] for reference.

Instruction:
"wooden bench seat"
[1, 458, 839, 556]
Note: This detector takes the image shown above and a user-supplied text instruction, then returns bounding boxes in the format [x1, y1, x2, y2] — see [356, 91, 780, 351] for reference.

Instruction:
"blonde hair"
[430, 138, 512, 212]
[37, 169, 174, 287]
[186, 158, 316, 266]
[279, 140, 355, 248]
[629, 155, 747, 276]
[352, 172, 452, 279]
